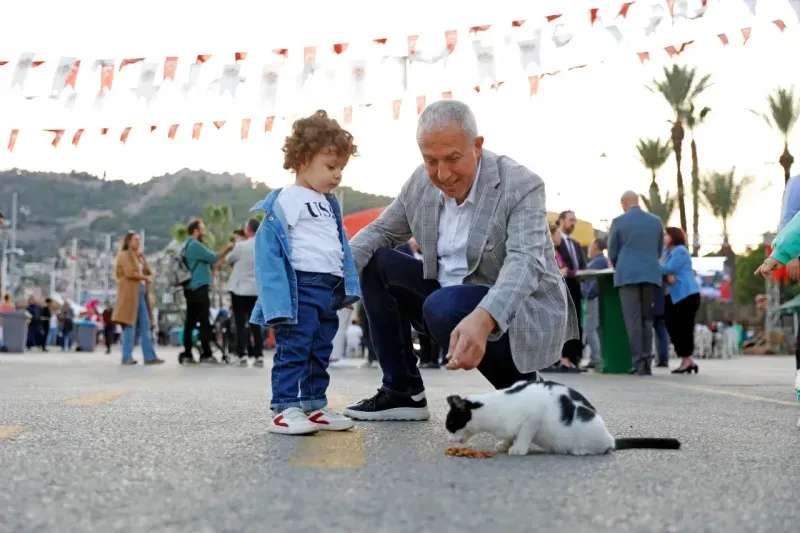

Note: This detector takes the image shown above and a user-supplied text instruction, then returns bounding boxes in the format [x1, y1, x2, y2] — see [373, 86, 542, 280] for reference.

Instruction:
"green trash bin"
[573, 269, 632, 374]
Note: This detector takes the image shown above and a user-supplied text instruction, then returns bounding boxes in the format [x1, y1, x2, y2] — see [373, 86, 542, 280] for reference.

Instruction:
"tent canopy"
[343, 207, 595, 246]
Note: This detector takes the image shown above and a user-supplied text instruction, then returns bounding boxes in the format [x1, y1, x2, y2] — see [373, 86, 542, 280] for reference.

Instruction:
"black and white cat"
[445, 379, 680, 456]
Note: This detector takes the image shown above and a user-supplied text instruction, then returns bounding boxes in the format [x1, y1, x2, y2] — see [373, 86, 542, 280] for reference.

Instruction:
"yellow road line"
[0, 425, 29, 440]
[288, 394, 366, 469]
[597, 373, 800, 407]
[653, 380, 800, 407]
[61, 390, 128, 406]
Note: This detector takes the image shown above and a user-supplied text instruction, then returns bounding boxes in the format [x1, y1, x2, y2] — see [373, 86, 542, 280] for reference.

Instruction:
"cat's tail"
[614, 438, 681, 450]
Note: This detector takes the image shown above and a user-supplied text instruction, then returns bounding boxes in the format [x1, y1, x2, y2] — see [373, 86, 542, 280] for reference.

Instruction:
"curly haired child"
[250, 110, 362, 435]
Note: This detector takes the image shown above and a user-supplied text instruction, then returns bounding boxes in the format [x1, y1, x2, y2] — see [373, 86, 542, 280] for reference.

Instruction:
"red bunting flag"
[120, 127, 131, 144]
[392, 99, 401, 120]
[8, 130, 18, 152]
[235, 52, 248, 62]
[119, 58, 144, 70]
[416, 95, 426, 115]
[72, 129, 84, 147]
[241, 118, 251, 140]
[46, 129, 65, 148]
[343, 106, 353, 125]
[164, 57, 178, 80]
[192, 123, 202, 140]
[407, 35, 418, 55]
[445, 30, 458, 53]
[265, 116, 275, 132]
[529, 75, 539, 96]
[168, 125, 179, 139]
[213, 121, 226, 129]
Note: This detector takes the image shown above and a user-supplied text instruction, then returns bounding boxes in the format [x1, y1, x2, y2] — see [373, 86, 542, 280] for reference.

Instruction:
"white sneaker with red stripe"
[306, 408, 355, 431]
[269, 407, 319, 435]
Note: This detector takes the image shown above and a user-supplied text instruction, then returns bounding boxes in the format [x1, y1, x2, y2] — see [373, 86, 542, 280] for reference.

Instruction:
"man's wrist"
[475, 308, 498, 337]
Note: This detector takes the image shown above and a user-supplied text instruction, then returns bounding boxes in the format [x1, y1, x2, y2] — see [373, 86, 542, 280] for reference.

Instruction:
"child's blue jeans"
[271, 271, 341, 413]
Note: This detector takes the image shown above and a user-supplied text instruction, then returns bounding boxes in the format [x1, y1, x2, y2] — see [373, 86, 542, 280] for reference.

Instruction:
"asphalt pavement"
[1, 347, 798, 533]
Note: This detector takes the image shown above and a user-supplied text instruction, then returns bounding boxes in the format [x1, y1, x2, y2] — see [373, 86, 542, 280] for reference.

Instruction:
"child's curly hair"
[282, 110, 359, 172]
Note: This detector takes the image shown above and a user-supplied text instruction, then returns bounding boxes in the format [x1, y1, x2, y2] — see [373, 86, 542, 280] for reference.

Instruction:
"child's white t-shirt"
[278, 185, 344, 276]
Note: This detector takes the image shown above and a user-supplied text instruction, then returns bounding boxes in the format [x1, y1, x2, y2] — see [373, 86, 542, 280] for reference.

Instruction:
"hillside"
[0, 169, 394, 261]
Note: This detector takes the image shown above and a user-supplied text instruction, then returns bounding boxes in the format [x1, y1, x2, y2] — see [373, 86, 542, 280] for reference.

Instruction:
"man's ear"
[447, 395, 465, 410]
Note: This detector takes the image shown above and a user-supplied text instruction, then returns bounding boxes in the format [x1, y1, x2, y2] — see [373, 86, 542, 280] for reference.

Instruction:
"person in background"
[102, 301, 115, 354]
[396, 239, 441, 369]
[554, 210, 586, 371]
[112, 231, 164, 365]
[217, 219, 263, 367]
[581, 238, 609, 370]
[661, 227, 701, 374]
[775, 175, 800, 401]
[608, 191, 664, 376]
[59, 302, 75, 351]
[39, 299, 52, 352]
[358, 302, 376, 368]
[756, 210, 800, 401]
[182, 218, 220, 365]
[652, 284, 670, 368]
[46, 301, 59, 346]
[26, 297, 43, 351]
[0, 293, 13, 312]
[546, 223, 581, 372]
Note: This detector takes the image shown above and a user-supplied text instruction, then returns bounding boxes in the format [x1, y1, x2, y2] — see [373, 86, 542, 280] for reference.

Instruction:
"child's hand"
[755, 257, 783, 278]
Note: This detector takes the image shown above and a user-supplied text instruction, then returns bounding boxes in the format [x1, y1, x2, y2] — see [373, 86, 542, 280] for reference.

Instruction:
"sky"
[1, 0, 799, 254]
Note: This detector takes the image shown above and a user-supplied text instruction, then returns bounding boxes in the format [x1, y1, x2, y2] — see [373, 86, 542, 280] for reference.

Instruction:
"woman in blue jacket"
[661, 227, 701, 374]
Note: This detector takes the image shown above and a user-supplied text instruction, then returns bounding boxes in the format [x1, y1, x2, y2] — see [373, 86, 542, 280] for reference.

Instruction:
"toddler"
[250, 110, 361, 435]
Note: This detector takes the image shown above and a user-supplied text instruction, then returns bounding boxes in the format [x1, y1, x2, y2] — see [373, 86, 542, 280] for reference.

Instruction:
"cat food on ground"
[445, 447, 494, 459]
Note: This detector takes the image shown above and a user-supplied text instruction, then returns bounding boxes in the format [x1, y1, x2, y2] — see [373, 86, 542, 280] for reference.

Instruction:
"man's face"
[560, 212, 577, 235]
[589, 240, 598, 257]
[419, 123, 483, 204]
[194, 222, 207, 240]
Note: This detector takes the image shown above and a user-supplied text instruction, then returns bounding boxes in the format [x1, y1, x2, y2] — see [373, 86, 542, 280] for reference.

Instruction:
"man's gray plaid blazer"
[349, 150, 578, 373]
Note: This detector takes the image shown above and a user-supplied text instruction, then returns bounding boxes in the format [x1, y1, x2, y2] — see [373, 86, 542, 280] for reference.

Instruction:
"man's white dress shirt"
[437, 161, 481, 287]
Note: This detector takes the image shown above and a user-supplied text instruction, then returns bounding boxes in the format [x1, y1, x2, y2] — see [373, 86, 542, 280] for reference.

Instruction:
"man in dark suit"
[607, 191, 664, 375]
[556, 210, 586, 369]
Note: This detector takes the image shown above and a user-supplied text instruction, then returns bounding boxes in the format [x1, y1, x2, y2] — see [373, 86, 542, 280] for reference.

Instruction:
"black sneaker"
[343, 389, 430, 421]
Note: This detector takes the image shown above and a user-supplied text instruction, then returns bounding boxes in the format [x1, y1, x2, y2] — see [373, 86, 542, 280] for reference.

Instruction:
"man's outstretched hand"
[445, 309, 497, 371]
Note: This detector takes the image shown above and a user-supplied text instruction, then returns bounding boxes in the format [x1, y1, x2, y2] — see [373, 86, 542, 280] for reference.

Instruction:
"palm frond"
[699, 168, 752, 222]
[636, 137, 673, 171]
[648, 65, 712, 118]
[641, 188, 675, 224]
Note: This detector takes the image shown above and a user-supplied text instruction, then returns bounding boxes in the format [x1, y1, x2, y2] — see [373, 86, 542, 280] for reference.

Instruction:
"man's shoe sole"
[342, 407, 430, 421]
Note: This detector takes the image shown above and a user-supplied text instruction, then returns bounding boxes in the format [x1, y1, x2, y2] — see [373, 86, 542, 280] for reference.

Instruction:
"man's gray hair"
[416, 100, 479, 143]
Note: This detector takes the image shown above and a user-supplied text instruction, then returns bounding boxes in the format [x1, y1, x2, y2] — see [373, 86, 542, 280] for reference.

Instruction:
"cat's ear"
[447, 395, 466, 410]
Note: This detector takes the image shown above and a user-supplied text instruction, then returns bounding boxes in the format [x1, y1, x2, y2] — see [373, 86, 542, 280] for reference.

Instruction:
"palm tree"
[640, 189, 676, 225]
[751, 87, 800, 184]
[648, 65, 712, 234]
[684, 104, 710, 256]
[636, 137, 673, 195]
[699, 169, 753, 247]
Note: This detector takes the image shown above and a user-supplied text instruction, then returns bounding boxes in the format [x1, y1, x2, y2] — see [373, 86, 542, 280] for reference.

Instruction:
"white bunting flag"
[11, 53, 35, 91]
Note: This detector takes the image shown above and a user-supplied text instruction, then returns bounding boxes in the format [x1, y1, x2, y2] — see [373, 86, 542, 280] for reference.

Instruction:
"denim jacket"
[249, 188, 361, 326]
